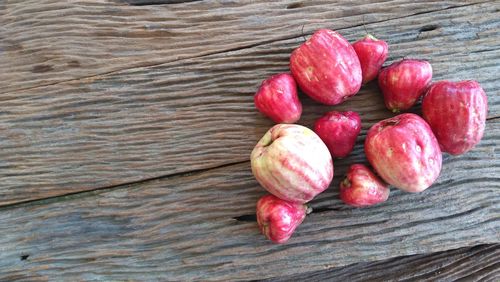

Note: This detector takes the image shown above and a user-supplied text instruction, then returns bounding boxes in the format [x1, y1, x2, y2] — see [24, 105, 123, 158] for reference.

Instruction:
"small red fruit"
[378, 59, 432, 112]
[256, 194, 309, 244]
[254, 73, 302, 123]
[340, 164, 390, 207]
[290, 29, 362, 105]
[313, 111, 361, 158]
[352, 34, 389, 84]
[422, 80, 488, 155]
[365, 113, 442, 193]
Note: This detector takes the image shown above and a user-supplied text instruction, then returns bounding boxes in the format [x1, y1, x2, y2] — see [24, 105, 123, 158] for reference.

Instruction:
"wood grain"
[267, 244, 500, 281]
[0, 119, 498, 280]
[0, 2, 499, 206]
[0, 0, 489, 93]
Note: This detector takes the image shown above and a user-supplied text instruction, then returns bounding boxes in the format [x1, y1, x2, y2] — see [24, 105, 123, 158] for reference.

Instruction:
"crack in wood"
[233, 206, 348, 222]
[19, 254, 29, 261]
[286, 2, 304, 10]
[233, 214, 257, 222]
[0, 159, 249, 210]
[419, 24, 440, 32]
[470, 48, 498, 54]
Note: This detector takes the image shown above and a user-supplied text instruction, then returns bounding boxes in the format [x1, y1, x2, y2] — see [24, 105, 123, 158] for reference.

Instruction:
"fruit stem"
[362, 14, 369, 35]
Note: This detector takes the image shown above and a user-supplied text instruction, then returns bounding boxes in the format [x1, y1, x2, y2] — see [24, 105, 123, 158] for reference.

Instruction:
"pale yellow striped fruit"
[251, 124, 334, 203]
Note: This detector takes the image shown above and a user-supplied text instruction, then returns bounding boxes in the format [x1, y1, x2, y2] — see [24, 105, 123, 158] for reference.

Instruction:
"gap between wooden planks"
[0, 3, 499, 206]
[0, 0, 491, 93]
[0, 121, 498, 280]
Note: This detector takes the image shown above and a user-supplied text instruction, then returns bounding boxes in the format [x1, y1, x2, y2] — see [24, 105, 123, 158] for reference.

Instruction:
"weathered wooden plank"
[0, 3, 499, 205]
[0, 120, 498, 280]
[267, 244, 500, 281]
[0, 0, 490, 93]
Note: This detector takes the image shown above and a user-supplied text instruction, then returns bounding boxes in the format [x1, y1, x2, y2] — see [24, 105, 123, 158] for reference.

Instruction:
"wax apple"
[290, 29, 362, 105]
[422, 80, 488, 155]
[365, 113, 442, 193]
[340, 164, 390, 207]
[254, 73, 302, 123]
[251, 124, 334, 203]
[313, 111, 361, 158]
[378, 59, 432, 112]
[256, 194, 309, 244]
[352, 34, 389, 84]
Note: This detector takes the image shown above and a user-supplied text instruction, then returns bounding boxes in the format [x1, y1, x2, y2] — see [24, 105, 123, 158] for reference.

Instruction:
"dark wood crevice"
[419, 24, 440, 32]
[233, 214, 256, 222]
[233, 208, 350, 222]
[19, 254, 29, 261]
[0, 159, 249, 210]
[286, 2, 304, 10]
[471, 48, 499, 54]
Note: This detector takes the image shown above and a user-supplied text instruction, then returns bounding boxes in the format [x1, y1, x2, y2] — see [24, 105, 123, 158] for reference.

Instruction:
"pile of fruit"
[251, 29, 488, 244]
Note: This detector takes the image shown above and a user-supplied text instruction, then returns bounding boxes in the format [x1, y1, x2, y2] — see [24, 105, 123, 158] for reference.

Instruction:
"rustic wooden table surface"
[1, 0, 499, 281]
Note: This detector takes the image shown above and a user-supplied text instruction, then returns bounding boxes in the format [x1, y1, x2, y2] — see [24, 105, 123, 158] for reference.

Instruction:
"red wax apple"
[378, 59, 432, 112]
[422, 80, 488, 155]
[256, 194, 309, 244]
[352, 34, 389, 84]
[365, 113, 442, 193]
[290, 29, 362, 105]
[313, 111, 361, 158]
[340, 164, 390, 207]
[251, 124, 334, 203]
[254, 73, 302, 123]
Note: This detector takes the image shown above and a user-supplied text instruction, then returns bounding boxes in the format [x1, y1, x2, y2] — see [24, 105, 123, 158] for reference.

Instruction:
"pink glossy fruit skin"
[290, 29, 362, 105]
[313, 111, 361, 158]
[256, 194, 308, 244]
[251, 124, 334, 203]
[254, 73, 302, 123]
[365, 113, 442, 193]
[352, 34, 389, 84]
[422, 80, 488, 155]
[378, 59, 432, 112]
[340, 164, 390, 207]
